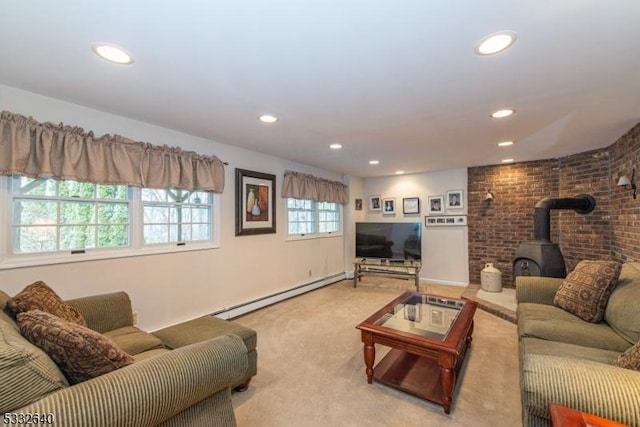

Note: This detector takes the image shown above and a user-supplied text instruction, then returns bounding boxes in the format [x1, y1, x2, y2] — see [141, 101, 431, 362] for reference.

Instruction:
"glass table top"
[373, 294, 465, 340]
[354, 258, 421, 268]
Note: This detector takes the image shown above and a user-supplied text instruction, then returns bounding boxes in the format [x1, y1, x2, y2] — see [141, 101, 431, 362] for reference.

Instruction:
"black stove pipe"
[533, 194, 596, 242]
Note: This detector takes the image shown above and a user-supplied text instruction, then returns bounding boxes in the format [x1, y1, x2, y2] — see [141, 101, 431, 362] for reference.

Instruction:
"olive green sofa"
[1, 289, 257, 426]
[516, 262, 640, 427]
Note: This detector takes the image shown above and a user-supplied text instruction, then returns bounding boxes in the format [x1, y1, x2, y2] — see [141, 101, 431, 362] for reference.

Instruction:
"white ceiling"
[1, 1, 639, 178]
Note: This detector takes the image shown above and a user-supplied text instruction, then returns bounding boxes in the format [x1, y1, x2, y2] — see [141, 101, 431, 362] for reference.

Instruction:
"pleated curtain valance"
[282, 170, 348, 204]
[0, 111, 225, 192]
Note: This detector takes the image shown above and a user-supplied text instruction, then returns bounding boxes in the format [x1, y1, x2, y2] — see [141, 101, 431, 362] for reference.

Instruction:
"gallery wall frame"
[382, 197, 396, 214]
[425, 215, 467, 227]
[427, 195, 444, 215]
[369, 195, 382, 211]
[402, 197, 420, 214]
[446, 190, 464, 209]
[235, 168, 276, 236]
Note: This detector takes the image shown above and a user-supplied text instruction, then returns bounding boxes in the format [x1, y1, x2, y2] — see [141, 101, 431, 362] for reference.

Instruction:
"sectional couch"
[516, 261, 640, 427]
[1, 287, 257, 426]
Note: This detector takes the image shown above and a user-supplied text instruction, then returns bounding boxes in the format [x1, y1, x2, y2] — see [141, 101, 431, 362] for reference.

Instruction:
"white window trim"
[285, 231, 343, 242]
[0, 177, 221, 270]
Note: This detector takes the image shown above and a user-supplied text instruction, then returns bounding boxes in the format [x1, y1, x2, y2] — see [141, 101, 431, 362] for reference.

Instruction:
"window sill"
[285, 232, 343, 242]
[0, 243, 220, 270]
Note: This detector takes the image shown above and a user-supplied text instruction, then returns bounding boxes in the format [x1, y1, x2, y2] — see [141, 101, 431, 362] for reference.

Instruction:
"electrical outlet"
[308, 269, 312, 277]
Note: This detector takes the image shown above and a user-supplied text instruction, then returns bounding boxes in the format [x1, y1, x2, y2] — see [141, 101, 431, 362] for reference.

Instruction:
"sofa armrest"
[14, 334, 248, 426]
[515, 276, 563, 305]
[521, 354, 640, 426]
[66, 292, 134, 333]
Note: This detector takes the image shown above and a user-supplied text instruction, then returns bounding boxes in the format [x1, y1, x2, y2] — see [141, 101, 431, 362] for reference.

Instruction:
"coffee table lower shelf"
[373, 349, 446, 407]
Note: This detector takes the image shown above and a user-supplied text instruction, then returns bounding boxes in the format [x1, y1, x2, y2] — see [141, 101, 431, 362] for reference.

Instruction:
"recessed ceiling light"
[329, 143, 342, 150]
[497, 141, 515, 147]
[395, 170, 405, 175]
[258, 114, 278, 124]
[502, 158, 515, 163]
[369, 160, 380, 165]
[475, 31, 518, 55]
[91, 43, 134, 64]
[491, 109, 515, 119]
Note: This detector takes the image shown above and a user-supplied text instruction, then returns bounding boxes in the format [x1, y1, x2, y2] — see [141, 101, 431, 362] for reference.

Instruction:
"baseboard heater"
[212, 273, 346, 320]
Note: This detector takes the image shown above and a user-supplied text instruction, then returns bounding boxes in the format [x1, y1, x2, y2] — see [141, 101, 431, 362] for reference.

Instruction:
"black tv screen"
[355, 222, 421, 260]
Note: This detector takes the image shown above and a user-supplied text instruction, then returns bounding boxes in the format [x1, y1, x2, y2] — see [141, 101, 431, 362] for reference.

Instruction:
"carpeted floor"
[231, 279, 521, 427]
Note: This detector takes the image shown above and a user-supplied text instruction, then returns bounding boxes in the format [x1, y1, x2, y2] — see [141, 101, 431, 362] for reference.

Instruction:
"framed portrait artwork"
[402, 197, 420, 214]
[355, 198, 363, 211]
[369, 195, 382, 211]
[446, 190, 464, 209]
[427, 195, 444, 215]
[382, 197, 396, 214]
[235, 168, 276, 236]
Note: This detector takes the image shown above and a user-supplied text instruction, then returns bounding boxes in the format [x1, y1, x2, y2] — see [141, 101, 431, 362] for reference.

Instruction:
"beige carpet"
[231, 279, 521, 427]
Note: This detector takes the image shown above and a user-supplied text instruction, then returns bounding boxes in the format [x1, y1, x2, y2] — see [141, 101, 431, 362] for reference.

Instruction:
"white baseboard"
[423, 278, 468, 287]
[213, 273, 346, 320]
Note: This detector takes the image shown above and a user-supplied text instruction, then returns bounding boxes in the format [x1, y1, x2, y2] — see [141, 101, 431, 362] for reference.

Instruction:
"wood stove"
[513, 194, 596, 280]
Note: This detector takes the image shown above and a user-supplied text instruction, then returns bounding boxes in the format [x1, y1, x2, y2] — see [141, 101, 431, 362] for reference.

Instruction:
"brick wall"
[468, 121, 640, 288]
[610, 124, 640, 262]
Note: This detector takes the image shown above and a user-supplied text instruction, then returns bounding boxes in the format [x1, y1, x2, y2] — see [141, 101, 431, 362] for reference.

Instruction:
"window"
[142, 189, 212, 244]
[317, 201, 340, 233]
[10, 177, 129, 253]
[287, 198, 341, 236]
[3, 175, 218, 266]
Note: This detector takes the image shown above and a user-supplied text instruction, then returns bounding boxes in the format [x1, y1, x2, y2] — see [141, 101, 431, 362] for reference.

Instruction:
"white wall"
[356, 169, 469, 286]
[342, 175, 364, 277]
[0, 85, 346, 330]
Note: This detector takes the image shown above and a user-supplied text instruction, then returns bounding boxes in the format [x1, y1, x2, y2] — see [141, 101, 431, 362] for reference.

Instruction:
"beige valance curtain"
[0, 111, 225, 192]
[282, 170, 348, 204]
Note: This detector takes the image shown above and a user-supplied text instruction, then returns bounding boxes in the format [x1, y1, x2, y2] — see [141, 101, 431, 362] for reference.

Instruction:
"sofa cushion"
[553, 260, 621, 322]
[7, 281, 87, 326]
[104, 326, 165, 355]
[521, 337, 622, 365]
[605, 262, 640, 344]
[131, 348, 171, 361]
[152, 315, 257, 353]
[17, 310, 134, 384]
[0, 317, 68, 414]
[517, 302, 631, 352]
[613, 340, 640, 371]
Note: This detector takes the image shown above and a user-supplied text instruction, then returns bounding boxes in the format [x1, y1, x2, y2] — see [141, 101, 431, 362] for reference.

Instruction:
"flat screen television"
[355, 222, 421, 261]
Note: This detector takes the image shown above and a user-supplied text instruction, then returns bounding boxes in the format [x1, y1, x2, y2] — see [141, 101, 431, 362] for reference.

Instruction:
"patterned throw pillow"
[17, 310, 134, 384]
[613, 341, 640, 371]
[7, 281, 87, 326]
[553, 260, 622, 323]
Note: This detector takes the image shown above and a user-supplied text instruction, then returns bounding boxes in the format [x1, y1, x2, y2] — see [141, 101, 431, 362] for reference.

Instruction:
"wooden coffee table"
[549, 404, 629, 427]
[356, 291, 477, 414]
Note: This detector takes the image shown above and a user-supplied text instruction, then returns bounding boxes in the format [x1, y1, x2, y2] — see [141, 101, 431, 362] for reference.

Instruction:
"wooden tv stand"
[353, 258, 421, 291]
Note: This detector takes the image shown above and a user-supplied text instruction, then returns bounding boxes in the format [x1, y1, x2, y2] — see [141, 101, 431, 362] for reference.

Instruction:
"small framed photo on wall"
[369, 195, 382, 211]
[382, 197, 396, 214]
[427, 195, 444, 215]
[446, 190, 464, 209]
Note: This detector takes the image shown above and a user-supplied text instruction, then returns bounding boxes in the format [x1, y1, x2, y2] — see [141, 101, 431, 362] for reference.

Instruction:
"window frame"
[285, 198, 342, 241]
[0, 176, 220, 270]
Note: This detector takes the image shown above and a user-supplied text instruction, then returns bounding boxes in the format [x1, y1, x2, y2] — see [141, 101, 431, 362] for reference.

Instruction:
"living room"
[1, 2, 640, 426]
